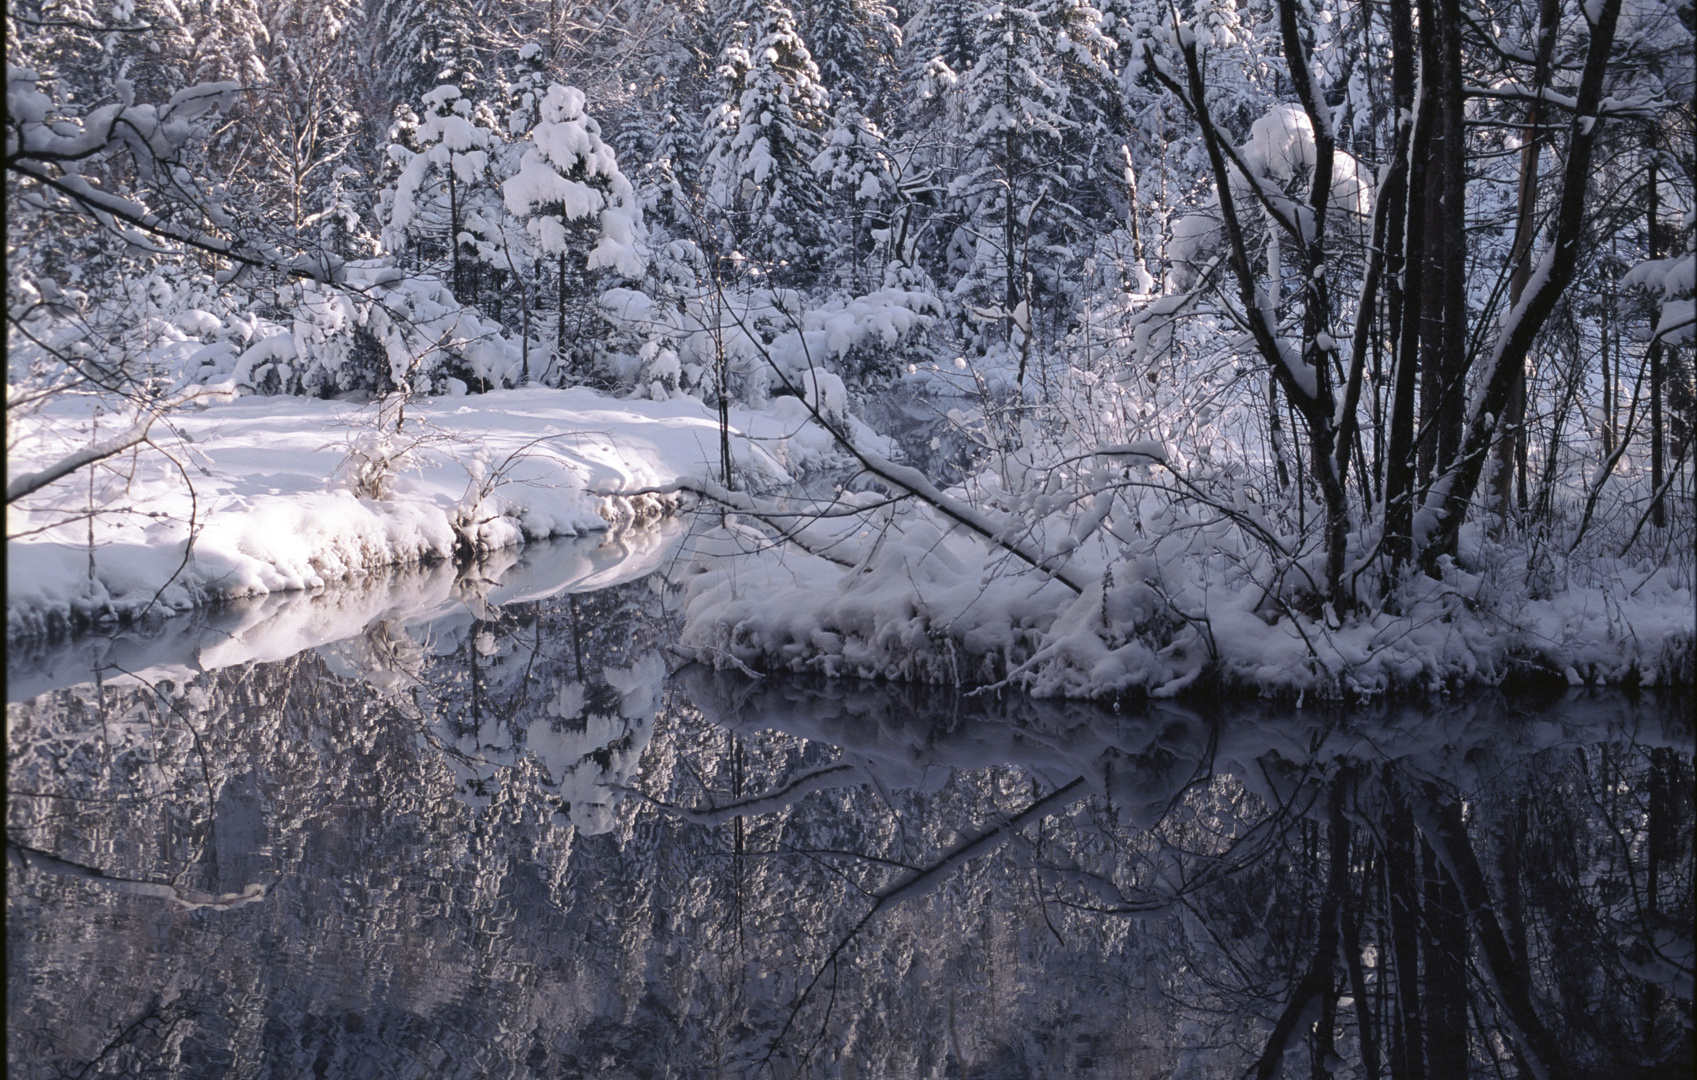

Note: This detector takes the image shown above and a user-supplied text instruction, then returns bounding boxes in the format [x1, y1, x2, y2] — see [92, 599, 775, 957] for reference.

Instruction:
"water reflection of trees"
[7, 576, 675, 1078]
[7, 605, 1692, 1079]
[675, 676, 1694, 1078]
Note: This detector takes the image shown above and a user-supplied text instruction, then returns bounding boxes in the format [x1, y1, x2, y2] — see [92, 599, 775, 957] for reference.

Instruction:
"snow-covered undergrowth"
[5, 386, 855, 640]
[678, 518, 1692, 699]
[674, 346, 1695, 701]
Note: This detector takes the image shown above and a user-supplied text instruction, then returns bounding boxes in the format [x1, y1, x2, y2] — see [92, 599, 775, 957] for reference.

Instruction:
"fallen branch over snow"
[5, 420, 159, 504]
[7, 387, 227, 505]
[702, 284, 1092, 595]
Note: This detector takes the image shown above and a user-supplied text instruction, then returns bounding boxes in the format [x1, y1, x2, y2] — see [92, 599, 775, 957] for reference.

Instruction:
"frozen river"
[7, 532, 1692, 1079]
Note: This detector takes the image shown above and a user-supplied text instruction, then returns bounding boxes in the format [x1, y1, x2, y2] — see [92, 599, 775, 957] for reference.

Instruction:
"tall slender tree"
[701, 0, 831, 282]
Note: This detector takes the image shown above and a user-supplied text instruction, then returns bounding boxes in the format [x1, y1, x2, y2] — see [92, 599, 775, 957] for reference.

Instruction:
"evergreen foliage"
[702, 0, 832, 282]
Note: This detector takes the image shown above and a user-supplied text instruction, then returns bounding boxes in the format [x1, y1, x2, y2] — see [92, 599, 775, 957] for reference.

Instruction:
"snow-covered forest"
[7, 0, 1695, 697]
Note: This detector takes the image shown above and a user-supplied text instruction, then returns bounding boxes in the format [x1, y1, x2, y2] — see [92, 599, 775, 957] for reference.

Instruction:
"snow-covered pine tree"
[371, 0, 485, 106]
[104, 0, 196, 102]
[701, 0, 831, 284]
[382, 82, 502, 302]
[9, 0, 104, 95]
[500, 81, 646, 382]
[903, 0, 978, 94]
[185, 0, 268, 86]
[950, 0, 1117, 368]
[230, 0, 369, 241]
[441, 44, 553, 346]
[800, 0, 901, 116]
[11, 0, 195, 103]
[608, 2, 718, 237]
[813, 98, 898, 292]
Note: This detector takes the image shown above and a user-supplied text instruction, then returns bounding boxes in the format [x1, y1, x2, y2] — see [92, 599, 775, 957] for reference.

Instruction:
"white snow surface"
[6, 386, 847, 638]
[10, 379, 1692, 698]
[677, 514, 1693, 699]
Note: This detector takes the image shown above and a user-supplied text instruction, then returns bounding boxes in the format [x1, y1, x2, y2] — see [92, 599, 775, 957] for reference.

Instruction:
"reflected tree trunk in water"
[1385, 791, 1426, 1080]
[1231, 752, 1686, 1080]
[1420, 840, 1469, 1080]
[1252, 782, 1348, 1080]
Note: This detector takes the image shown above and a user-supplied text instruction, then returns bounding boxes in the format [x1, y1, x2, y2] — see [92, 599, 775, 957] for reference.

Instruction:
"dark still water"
[7, 533, 1693, 1079]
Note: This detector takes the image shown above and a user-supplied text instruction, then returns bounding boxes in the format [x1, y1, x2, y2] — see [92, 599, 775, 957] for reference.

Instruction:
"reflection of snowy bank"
[10, 530, 681, 836]
[7, 526, 683, 701]
[685, 670, 1693, 796]
[6, 386, 852, 640]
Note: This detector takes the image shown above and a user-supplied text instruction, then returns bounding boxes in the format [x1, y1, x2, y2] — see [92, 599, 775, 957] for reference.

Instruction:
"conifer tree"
[903, 0, 978, 94]
[237, 0, 368, 240]
[701, 0, 831, 283]
[107, 0, 196, 101]
[801, 0, 901, 116]
[382, 83, 501, 299]
[371, 0, 484, 105]
[951, 0, 1116, 365]
[813, 98, 897, 290]
[609, 6, 716, 237]
[500, 81, 645, 380]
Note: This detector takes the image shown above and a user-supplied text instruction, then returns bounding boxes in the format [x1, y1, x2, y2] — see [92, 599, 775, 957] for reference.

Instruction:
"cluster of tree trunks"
[1153, 0, 1644, 605]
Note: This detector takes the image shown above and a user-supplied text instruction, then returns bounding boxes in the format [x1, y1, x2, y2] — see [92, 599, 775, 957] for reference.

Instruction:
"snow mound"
[6, 387, 850, 639]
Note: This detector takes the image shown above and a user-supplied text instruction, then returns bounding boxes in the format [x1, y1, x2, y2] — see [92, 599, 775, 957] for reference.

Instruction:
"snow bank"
[6, 386, 846, 639]
[6, 525, 682, 702]
[677, 516, 1693, 699]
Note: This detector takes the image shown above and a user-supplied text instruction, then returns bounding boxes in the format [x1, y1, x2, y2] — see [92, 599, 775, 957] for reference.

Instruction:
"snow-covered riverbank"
[9, 383, 1693, 698]
[676, 522, 1694, 699]
[6, 385, 858, 639]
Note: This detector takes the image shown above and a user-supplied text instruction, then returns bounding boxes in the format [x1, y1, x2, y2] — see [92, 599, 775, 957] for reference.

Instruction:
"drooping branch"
[7, 840, 270, 911]
[7, 73, 345, 284]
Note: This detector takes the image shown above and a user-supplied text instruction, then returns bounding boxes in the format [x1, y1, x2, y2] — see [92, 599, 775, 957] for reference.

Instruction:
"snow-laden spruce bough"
[7, 0, 1694, 702]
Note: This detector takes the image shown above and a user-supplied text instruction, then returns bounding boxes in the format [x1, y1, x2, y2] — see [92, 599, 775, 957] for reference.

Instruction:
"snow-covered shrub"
[180, 263, 527, 398]
[603, 256, 943, 407]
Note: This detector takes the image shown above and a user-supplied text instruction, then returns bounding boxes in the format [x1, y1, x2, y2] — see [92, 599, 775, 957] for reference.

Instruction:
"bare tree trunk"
[558, 251, 570, 380]
[1435, 0, 1468, 483]
[1345, 892, 1383, 1080]
[1422, 789, 1571, 1080]
[1648, 150, 1666, 528]
[1492, 0, 1560, 533]
[1603, 275, 1616, 455]
[1251, 781, 1348, 1080]
[1382, 0, 1428, 575]
[1414, 0, 1447, 489]
[449, 171, 463, 300]
[1419, 0, 1625, 566]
